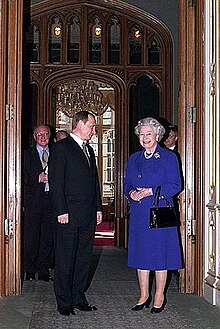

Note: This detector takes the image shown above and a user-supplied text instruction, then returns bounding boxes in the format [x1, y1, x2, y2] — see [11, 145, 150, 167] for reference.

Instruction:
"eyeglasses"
[35, 132, 50, 138]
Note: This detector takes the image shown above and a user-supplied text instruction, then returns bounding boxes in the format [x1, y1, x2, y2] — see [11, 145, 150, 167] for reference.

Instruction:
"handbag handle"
[152, 186, 161, 207]
[152, 186, 172, 208]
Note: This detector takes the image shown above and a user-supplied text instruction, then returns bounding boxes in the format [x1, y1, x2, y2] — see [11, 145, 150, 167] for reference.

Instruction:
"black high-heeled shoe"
[150, 298, 167, 314]
[131, 296, 152, 311]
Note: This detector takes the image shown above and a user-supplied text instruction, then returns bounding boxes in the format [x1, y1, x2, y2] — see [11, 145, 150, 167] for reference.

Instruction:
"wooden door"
[178, 0, 204, 295]
[0, 0, 23, 296]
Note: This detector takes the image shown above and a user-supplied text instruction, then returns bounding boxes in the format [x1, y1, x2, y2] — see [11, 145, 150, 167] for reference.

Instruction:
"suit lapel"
[87, 145, 95, 169]
[32, 146, 43, 170]
[68, 136, 92, 168]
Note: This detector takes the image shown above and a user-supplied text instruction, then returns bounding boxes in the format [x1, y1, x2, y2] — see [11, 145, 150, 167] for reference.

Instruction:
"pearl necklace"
[144, 150, 154, 159]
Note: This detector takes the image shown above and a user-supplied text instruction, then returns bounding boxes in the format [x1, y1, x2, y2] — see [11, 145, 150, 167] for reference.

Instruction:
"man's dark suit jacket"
[24, 146, 46, 208]
[49, 135, 102, 227]
[23, 145, 53, 277]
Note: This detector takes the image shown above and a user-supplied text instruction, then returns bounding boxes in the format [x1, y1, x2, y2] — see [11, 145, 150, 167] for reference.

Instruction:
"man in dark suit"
[49, 111, 102, 316]
[163, 124, 178, 152]
[23, 124, 54, 282]
[161, 124, 183, 219]
[161, 124, 184, 289]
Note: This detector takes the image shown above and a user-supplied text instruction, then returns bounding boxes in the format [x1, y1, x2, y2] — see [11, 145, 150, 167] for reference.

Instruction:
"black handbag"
[149, 186, 177, 228]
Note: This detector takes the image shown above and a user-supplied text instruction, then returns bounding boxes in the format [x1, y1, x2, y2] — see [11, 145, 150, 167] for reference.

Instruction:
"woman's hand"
[130, 187, 153, 201]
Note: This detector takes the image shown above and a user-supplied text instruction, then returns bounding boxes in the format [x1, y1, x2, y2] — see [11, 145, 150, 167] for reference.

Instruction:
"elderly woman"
[124, 117, 183, 313]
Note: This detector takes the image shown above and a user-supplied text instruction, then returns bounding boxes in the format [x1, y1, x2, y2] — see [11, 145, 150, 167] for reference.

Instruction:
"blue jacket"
[124, 144, 182, 208]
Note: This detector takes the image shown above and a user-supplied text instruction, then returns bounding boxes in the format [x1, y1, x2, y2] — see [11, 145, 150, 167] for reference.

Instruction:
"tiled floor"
[0, 246, 220, 329]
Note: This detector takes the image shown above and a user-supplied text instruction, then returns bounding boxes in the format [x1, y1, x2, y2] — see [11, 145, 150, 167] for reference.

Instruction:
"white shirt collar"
[70, 133, 84, 147]
[36, 144, 49, 154]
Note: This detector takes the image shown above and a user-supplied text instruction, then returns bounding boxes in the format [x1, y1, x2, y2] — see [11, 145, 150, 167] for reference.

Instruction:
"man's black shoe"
[73, 302, 98, 311]
[26, 273, 36, 281]
[58, 308, 75, 316]
[38, 275, 54, 282]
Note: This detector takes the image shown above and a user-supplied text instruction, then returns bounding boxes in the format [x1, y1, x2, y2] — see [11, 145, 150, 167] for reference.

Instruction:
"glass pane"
[102, 128, 115, 198]
[108, 17, 120, 64]
[148, 40, 160, 65]
[129, 27, 142, 64]
[26, 25, 39, 63]
[89, 17, 102, 64]
[67, 16, 80, 64]
[56, 110, 72, 131]
[89, 134, 99, 166]
[103, 107, 112, 125]
[49, 16, 62, 63]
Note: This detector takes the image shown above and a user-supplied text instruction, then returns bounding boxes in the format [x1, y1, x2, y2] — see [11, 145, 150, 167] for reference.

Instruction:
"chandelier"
[56, 79, 109, 117]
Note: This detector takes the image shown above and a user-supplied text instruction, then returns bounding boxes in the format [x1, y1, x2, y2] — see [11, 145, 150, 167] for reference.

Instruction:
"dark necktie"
[82, 142, 90, 166]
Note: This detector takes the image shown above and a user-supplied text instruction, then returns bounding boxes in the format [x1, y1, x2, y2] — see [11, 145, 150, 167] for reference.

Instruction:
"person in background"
[55, 130, 69, 142]
[124, 117, 183, 314]
[161, 123, 184, 287]
[23, 124, 54, 282]
[163, 125, 178, 152]
[49, 111, 102, 316]
[161, 124, 183, 221]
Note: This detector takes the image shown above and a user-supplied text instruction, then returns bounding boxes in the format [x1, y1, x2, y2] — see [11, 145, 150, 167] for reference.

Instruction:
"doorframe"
[0, 0, 7, 298]
[178, 0, 204, 295]
[203, 0, 220, 305]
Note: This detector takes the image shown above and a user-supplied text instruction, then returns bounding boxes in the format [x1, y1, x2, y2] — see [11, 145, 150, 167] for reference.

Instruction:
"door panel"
[0, 0, 23, 296]
[178, 0, 196, 293]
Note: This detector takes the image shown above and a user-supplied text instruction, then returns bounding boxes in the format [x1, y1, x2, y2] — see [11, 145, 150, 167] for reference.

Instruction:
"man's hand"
[39, 172, 48, 183]
[96, 211, 102, 225]
[58, 213, 69, 224]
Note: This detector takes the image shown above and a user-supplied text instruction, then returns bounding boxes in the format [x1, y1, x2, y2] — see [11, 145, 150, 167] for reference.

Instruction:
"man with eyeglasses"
[23, 124, 54, 282]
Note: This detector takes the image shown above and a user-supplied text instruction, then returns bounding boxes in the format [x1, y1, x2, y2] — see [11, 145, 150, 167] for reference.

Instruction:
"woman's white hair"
[134, 117, 165, 142]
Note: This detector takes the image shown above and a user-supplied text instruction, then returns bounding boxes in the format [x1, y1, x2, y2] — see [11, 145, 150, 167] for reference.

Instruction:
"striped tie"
[42, 149, 48, 169]
[82, 142, 90, 166]
[42, 149, 49, 191]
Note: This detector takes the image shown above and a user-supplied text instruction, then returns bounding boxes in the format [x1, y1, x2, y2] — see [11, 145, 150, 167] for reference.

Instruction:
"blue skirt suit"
[124, 145, 183, 270]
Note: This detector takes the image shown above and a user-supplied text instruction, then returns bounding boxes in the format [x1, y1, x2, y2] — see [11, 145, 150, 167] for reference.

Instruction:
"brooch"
[154, 152, 160, 159]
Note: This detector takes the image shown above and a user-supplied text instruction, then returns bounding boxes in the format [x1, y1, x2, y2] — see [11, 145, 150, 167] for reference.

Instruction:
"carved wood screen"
[26, 1, 173, 121]
[25, 0, 174, 247]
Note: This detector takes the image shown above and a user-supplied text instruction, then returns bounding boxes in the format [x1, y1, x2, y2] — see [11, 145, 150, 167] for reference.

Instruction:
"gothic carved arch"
[28, 0, 173, 121]
[127, 71, 162, 88]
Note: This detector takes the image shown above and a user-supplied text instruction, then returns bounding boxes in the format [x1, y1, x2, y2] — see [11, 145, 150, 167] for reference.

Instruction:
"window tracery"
[147, 40, 160, 65]
[108, 16, 121, 64]
[48, 15, 62, 63]
[129, 26, 142, 64]
[26, 24, 39, 63]
[89, 16, 102, 64]
[67, 15, 80, 64]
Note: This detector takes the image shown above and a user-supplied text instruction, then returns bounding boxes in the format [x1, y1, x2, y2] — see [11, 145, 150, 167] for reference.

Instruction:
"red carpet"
[94, 221, 115, 246]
